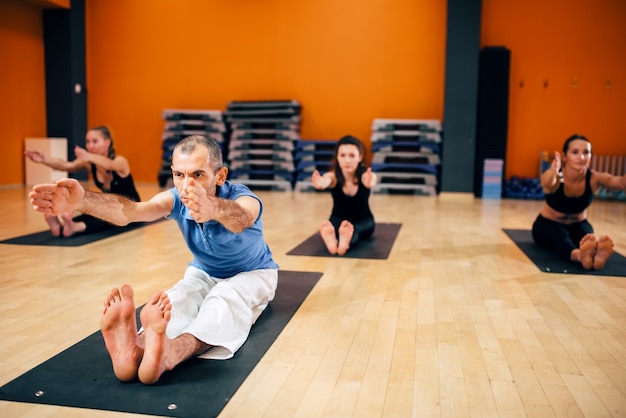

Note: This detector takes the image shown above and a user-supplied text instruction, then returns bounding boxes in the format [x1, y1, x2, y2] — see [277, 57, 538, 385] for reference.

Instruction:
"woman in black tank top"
[531, 134, 626, 270]
[24, 125, 140, 237]
[311, 135, 377, 256]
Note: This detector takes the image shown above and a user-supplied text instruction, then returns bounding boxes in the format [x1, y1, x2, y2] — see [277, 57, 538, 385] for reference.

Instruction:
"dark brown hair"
[563, 134, 591, 154]
[331, 135, 367, 186]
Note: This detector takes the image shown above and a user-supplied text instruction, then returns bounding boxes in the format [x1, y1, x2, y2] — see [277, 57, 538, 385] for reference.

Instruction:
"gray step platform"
[162, 109, 223, 122]
[375, 171, 438, 185]
[230, 178, 292, 192]
[230, 173, 293, 183]
[373, 183, 437, 195]
[231, 129, 300, 140]
[229, 139, 295, 152]
[372, 151, 441, 165]
[164, 120, 226, 133]
[230, 121, 299, 131]
[372, 118, 442, 133]
[371, 131, 441, 143]
[229, 149, 294, 161]
[162, 131, 226, 142]
[229, 160, 295, 172]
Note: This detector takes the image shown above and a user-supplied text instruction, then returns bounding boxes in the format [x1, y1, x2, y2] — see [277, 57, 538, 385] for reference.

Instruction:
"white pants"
[165, 266, 278, 359]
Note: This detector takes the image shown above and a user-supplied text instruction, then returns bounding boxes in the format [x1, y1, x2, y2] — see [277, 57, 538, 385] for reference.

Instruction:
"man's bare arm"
[212, 195, 260, 233]
[30, 178, 172, 225]
[186, 194, 259, 233]
[182, 178, 260, 232]
[77, 190, 173, 226]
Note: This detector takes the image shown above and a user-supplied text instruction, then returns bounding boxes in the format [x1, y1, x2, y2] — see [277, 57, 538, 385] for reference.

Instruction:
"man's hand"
[29, 178, 85, 215]
[182, 178, 218, 223]
[181, 178, 258, 232]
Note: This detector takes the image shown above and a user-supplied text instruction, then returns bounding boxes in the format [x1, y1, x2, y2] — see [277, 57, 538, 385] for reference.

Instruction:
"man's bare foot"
[593, 235, 614, 270]
[45, 214, 61, 237]
[60, 212, 86, 237]
[100, 285, 143, 382]
[579, 233, 597, 270]
[320, 220, 338, 255]
[138, 291, 172, 385]
[337, 221, 354, 256]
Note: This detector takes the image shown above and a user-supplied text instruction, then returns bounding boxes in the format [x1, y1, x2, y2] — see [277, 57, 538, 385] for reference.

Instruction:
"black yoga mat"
[0, 219, 163, 247]
[286, 222, 401, 260]
[0, 270, 322, 418]
[504, 229, 626, 277]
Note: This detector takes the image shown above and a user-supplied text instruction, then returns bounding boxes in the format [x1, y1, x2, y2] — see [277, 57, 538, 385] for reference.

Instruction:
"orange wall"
[84, 0, 447, 183]
[481, 0, 626, 178]
[1, 0, 625, 186]
[0, 0, 48, 186]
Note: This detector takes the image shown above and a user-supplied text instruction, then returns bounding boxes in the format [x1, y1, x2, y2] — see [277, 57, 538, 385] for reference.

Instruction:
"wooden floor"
[1, 183, 625, 418]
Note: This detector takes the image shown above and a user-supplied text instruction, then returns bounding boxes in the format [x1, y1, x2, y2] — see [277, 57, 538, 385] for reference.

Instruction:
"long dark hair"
[331, 135, 367, 187]
[91, 125, 116, 159]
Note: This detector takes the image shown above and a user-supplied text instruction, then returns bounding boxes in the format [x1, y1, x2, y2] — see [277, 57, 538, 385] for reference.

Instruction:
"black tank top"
[91, 163, 141, 202]
[545, 169, 593, 214]
[330, 177, 373, 222]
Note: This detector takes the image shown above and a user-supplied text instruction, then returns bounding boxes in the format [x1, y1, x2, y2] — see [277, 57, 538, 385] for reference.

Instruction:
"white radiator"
[591, 154, 626, 200]
[592, 154, 625, 176]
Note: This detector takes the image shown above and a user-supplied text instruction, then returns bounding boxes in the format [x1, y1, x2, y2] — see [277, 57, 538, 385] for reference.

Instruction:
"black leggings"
[531, 214, 593, 261]
[330, 216, 375, 247]
[72, 214, 119, 234]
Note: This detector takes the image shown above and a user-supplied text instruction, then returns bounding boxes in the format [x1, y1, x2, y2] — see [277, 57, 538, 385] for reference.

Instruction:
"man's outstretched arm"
[182, 178, 260, 233]
[30, 178, 173, 225]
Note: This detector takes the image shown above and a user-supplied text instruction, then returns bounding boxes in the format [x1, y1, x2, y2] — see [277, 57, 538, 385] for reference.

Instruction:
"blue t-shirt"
[167, 181, 278, 278]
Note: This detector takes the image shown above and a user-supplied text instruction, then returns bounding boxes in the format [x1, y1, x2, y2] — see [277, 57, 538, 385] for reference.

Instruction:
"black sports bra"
[545, 169, 593, 214]
[91, 163, 140, 202]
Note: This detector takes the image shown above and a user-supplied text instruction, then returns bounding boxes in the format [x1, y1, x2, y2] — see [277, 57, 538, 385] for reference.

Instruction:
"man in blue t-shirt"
[29, 135, 278, 385]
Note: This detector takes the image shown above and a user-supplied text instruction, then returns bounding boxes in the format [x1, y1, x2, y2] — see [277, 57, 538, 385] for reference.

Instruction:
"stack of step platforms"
[294, 140, 337, 192]
[225, 100, 301, 191]
[159, 109, 227, 187]
[370, 118, 442, 195]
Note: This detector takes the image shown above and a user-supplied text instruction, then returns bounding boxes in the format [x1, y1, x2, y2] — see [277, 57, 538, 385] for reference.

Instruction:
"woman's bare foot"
[44, 214, 61, 237]
[320, 220, 338, 255]
[138, 291, 172, 385]
[60, 212, 86, 237]
[593, 235, 614, 270]
[100, 285, 143, 382]
[579, 233, 597, 270]
[337, 221, 354, 256]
